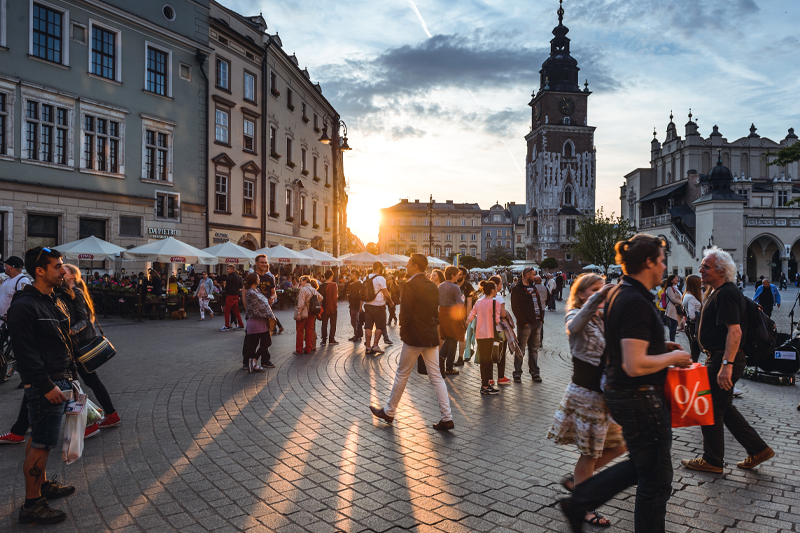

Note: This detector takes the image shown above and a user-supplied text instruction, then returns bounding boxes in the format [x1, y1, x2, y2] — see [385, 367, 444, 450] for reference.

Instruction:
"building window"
[496, 240, 501, 247]
[215, 175, 228, 212]
[460, 247, 466, 255]
[82, 113, 120, 173]
[506, 229, 510, 237]
[243, 180, 254, 215]
[119, 216, 142, 237]
[156, 193, 178, 220]
[471, 233, 476, 241]
[269, 71, 278, 96]
[325, 164, 329, 185]
[32, 3, 65, 64]
[505, 240, 510, 248]
[23, 97, 70, 165]
[324, 205, 329, 229]
[243, 118, 255, 151]
[215, 109, 229, 144]
[472, 219, 476, 226]
[737, 189, 749, 200]
[411, 218, 417, 226]
[91, 25, 117, 80]
[269, 181, 276, 215]
[564, 186, 573, 205]
[460, 234, 466, 241]
[445, 233, 451, 241]
[145, 43, 172, 96]
[286, 137, 294, 165]
[486, 240, 491, 249]
[565, 253, 573, 261]
[313, 113, 319, 130]
[778, 190, 788, 206]
[269, 126, 277, 154]
[215, 58, 229, 90]
[300, 196, 306, 222]
[485, 230, 490, 237]
[533, 220, 538, 235]
[566, 218, 576, 236]
[434, 219, 440, 226]
[0, 93, 6, 156]
[313, 156, 318, 179]
[287, 87, 294, 110]
[26, 102, 39, 160]
[516, 235, 521, 243]
[79, 218, 105, 240]
[28, 214, 59, 248]
[143, 126, 170, 181]
[285, 189, 292, 217]
[411, 233, 417, 241]
[179, 62, 191, 81]
[312, 201, 317, 226]
[446, 219, 451, 226]
[301, 148, 307, 173]
[445, 247, 452, 256]
[493, 214, 501, 222]
[496, 230, 501, 237]
[244, 71, 255, 101]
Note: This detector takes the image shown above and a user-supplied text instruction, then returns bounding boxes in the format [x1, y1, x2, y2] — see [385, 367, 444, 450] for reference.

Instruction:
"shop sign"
[225, 258, 239, 263]
[148, 227, 179, 239]
[278, 258, 291, 263]
[213, 232, 230, 243]
[321, 261, 330, 266]
[78, 254, 95, 260]
[170, 256, 186, 263]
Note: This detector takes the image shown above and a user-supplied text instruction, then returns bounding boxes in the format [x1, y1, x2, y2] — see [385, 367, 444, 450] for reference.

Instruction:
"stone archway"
[747, 233, 784, 282]
[237, 233, 259, 251]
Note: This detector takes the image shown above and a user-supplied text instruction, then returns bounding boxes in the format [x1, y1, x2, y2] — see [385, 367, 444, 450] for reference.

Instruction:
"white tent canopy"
[253, 244, 313, 265]
[299, 247, 343, 267]
[341, 251, 379, 267]
[201, 241, 258, 266]
[123, 237, 218, 265]
[53, 236, 127, 262]
[427, 256, 449, 267]
[337, 252, 354, 259]
[375, 252, 404, 268]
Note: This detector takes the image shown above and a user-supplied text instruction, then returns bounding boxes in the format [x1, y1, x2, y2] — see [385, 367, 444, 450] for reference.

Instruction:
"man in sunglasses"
[7, 247, 76, 525]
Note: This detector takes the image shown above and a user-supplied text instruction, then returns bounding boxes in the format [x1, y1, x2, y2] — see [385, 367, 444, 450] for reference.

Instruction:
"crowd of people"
[0, 238, 789, 527]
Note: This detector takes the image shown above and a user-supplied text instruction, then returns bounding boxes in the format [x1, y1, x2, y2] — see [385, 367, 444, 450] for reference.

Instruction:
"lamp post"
[427, 194, 434, 259]
[319, 116, 351, 263]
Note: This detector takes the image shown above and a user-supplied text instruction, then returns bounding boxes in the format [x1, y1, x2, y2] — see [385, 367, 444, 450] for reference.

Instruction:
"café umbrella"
[53, 235, 127, 262]
[123, 237, 218, 265]
[299, 247, 343, 267]
[202, 241, 258, 266]
[253, 244, 313, 265]
[375, 252, 404, 268]
[341, 251, 379, 267]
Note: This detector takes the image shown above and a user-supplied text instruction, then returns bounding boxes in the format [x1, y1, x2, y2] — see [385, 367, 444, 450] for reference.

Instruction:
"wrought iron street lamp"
[319, 116, 353, 258]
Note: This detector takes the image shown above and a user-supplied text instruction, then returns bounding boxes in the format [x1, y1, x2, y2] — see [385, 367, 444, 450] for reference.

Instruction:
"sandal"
[560, 475, 574, 492]
[585, 510, 610, 527]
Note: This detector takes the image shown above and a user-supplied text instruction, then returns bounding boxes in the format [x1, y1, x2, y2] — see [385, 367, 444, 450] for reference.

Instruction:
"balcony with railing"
[639, 214, 671, 229]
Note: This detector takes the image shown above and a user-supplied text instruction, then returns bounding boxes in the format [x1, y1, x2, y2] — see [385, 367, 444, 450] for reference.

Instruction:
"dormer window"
[563, 140, 573, 157]
[564, 186, 573, 206]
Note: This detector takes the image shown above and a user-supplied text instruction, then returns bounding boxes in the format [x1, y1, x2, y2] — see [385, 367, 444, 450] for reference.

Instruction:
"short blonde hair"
[566, 273, 603, 311]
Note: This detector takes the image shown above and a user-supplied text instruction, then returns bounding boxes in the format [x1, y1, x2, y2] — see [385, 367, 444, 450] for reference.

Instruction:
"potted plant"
[313, 176, 321, 182]
[312, 223, 320, 230]
[286, 215, 294, 222]
[324, 182, 331, 188]
[271, 88, 281, 98]
[301, 169, 309, 176]
[269, 211, 280, 218]
[270, 151, 282, 160]
[302, 116, 309, 124]
[287, 161, 296, 169]
[324, 226, 331, 232]
[301, 220, 309, 227]
[288, 104, 295, 112]
[313, 126, 321, 134]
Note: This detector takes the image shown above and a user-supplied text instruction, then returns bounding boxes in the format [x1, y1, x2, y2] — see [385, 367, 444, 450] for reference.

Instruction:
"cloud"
[317, 30, 618, 135]
[389, 125, 427, 140]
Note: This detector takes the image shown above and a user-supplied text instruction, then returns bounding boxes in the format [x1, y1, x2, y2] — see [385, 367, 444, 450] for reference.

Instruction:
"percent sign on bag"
[665, 364, 715, 428]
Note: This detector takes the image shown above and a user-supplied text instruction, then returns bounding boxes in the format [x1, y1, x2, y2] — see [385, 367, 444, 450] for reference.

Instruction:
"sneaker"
[480, 387, 499, 395]
[292, 351, 304, 355]
[98, 412, 121, 429]
[444, 369, 460, 375]
[348, 337, 358, 341]
[18, 499, 67, 525]
[681, 457, 723, 473]
[84, 423, 100, 439]
[532, 374, 543, 382]
[732, 388, 743, 398]
[234, 326, 244, 330]
[263, 362, 275, 369]
[489, 380, 495, 386]
[320, 340, 327, 346]
[384, 339, 393, 345]
[513, 375, 522, 383]
[219, 326, 232, 331]
[41, 477, 75, 500]
[453, 358, 465, 367]
[329, 340, 339, 345]
[497, 377, 512, 385]
[737, 447, 775, 470]
[0, 432, 25, 444]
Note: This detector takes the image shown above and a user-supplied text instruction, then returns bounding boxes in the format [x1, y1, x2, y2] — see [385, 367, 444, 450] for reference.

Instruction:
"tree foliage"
[540, 257, 559, 270]
[485, 245, 513, 266]
[366, 242, 379, 255]
[569, 208, 634, 273]
[765, 142, 800, 167]
[459, 255, 481, 270]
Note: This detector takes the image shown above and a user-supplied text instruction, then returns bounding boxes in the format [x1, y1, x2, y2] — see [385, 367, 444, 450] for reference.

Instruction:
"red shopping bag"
[665, 363, 714, 428]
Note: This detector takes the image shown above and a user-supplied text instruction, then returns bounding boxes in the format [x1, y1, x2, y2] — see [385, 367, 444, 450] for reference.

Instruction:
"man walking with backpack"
[681, 247, 774, 474]
[363, 262, 393, 355]
[511, 267, 545, 382]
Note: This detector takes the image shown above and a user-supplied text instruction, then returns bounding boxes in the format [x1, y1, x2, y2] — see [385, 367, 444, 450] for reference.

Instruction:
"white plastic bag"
[62, 382, 87, 464]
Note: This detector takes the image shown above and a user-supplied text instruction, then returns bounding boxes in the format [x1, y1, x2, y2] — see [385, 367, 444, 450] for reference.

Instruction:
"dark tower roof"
[539, 0, 581, 93]
[695, 151, 743, 203]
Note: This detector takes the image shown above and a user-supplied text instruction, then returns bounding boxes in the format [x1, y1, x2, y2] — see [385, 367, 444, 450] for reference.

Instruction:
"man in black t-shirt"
[347, 271, 364, 341]
[562, 235, 691, 533]
[251, 254, 282, 333]
[681, 248, 773, 474]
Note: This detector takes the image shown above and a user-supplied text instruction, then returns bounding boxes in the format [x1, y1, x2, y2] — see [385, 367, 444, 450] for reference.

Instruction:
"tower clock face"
[558, 97, 575, 115]
[534, 101, 541, 120]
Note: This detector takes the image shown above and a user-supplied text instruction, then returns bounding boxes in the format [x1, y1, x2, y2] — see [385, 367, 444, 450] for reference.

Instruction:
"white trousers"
[384, 344, 452, 422]
[199, 297, 212, 318]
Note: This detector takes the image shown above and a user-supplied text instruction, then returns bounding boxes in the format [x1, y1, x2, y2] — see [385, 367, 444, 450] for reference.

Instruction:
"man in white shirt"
[363, 261, 393, 355]
[0, 257, 30, 322]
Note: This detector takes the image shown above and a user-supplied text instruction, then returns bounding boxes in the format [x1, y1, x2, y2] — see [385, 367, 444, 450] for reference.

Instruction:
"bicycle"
[0, 315, 16, 384]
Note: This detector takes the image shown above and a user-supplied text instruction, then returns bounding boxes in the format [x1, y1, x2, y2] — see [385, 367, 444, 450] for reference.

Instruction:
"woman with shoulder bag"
[467, 281, 502, 396]
[489, 275, 514, 386]
[294, 276, 322, 355]
[61, 264, 121, 437]
[242, 274, 276, 372]
[681, 274, 703, 362]
[664, 274, 683, 342]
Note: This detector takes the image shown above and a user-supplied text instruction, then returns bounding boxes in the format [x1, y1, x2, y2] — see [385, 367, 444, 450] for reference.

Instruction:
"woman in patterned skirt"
[546, 273, 627, 528]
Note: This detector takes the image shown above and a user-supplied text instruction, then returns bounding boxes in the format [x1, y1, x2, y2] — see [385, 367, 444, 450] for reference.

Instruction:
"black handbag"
[77, 335, 117, 373]
[491, 300, 504, 364]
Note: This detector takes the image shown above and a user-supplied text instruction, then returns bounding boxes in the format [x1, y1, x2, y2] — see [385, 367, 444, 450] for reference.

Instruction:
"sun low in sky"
[223, 0, 800, 245]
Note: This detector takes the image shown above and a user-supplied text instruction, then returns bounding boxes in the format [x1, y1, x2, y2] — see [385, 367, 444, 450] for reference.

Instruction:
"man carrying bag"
[511, 267, 545, 383]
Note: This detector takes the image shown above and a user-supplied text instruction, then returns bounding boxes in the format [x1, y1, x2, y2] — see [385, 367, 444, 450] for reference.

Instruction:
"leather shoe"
[681, 457, 723, 473]
[369, 406, 393, 424]
[432, 419, 454, 431]
[737, 447, 775, 469]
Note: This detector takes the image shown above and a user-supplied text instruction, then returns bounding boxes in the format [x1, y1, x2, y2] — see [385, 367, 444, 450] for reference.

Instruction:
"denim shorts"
[25, 379, 71, 450]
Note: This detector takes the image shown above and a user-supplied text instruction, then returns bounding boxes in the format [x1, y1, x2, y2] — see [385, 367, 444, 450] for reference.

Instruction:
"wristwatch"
[722, 359, 731, 366]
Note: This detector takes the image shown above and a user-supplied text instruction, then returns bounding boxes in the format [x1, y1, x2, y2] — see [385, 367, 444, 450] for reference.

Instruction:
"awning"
[668, 204, 696, 228]
[637, 182, 686, 203]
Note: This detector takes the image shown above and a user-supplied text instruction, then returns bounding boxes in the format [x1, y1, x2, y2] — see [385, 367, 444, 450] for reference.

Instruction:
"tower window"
[564, 186, 573, 206]
[564, 141, 573, 157]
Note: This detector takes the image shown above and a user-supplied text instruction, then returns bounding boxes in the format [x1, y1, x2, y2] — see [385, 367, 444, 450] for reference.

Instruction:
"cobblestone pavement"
[1, 288, 799, 533]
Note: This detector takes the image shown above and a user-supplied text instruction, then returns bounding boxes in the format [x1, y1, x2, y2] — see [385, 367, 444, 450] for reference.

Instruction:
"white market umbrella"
[299, 247, 343, 267]
[427, 256, 449, 267]
[582, 264, 601, 270]
[341, 251, 379, 267]
[253, 244, 313, 266]
[338, 252, 354, 260]
[375, 252, 404, 268]
[54, 236, 127, 262]
[123, 237, 218, 265]
[202, 241, 258, 266]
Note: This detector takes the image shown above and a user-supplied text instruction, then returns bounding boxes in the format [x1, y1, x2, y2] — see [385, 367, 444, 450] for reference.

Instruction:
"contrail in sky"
[407, 0, 432, 38]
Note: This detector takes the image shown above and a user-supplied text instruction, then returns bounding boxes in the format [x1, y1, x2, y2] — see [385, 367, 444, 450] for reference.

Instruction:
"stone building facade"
[0, 0, 211, 271]
[620, 114, 800, 282]
[379, 199, 483, 259]
[481, 203, 514, 261]
[523, 3, 596, 272]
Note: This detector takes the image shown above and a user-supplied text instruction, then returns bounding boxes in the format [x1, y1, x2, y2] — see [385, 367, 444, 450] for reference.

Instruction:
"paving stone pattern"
[1, 289, 799, 532]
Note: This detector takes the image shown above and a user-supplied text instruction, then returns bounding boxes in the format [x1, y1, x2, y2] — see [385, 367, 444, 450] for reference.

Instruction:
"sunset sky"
[220, 0, 800, 245]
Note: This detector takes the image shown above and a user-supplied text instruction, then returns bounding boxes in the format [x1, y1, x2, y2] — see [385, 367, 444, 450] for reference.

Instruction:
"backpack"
[308, 293, 321, 316]
[361, 274, 378, 302]
[657, 288, 667, 311]
[742, 296, 777, 366]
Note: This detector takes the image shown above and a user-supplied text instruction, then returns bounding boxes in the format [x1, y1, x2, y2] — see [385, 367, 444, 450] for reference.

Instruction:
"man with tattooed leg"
[8, 247, 75, 525]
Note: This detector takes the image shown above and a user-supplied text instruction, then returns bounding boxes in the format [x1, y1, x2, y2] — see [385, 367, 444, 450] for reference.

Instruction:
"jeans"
[440, 336, 457, 374]
[295, 317, 315, 353]
[349, 307, 364, 338]
[515, 322, 542, 378]
[224, 295, 242, 328]
[242, 332, 272, 367]
[384, 344, 451, 421]
[321, 310, 337, 342]
[702, 357, 768, 467]
[569, 389, 673, 533]
[25, 379, 71, 450]
[667, 317, 678, 342]
[476, 338, 495, 386]
[198, 297, 212, 319]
